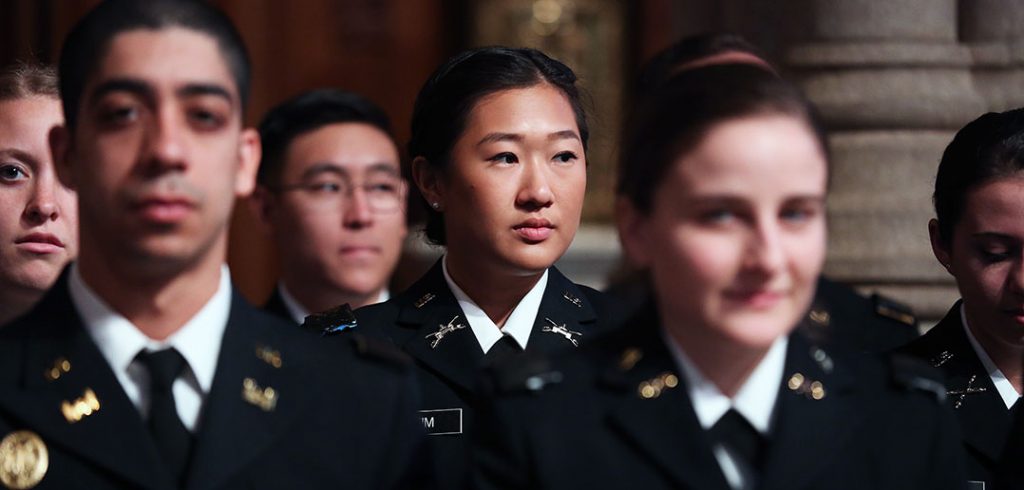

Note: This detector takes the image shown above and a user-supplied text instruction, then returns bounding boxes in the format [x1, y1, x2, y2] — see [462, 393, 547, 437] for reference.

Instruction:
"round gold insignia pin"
[0, 430, 48, 489]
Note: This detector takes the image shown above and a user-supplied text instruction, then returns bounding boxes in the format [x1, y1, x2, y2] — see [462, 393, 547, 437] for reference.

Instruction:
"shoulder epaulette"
[871, 294, 917, 327]
[349, 333, 412, 369]
[889, 353, 946, 403]
[302, 303, 358, 336]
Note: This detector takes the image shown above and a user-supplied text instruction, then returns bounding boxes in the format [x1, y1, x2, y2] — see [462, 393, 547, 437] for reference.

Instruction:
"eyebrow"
[88, 77, 235, 107]
[0, 149, 40, 167]
[300, 162, 401, 180]
[476, 130, 581, 147]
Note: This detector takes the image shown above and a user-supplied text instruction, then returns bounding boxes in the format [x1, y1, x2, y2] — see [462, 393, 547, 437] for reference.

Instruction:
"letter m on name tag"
[419, 408, 463, 436]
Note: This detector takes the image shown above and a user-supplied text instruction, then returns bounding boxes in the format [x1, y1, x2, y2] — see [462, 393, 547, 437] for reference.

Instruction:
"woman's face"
[620, 114, 827, 350]
[931, 176, 1024, 348]
[0, 96, 78, 298]
[428, 83, 586, 275]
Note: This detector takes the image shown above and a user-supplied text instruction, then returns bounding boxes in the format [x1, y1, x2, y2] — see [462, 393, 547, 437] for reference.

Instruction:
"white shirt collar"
[664, 330, 788, 435]
[70, 262, 232, 395]
[960, 304, 1022, 409]
[277, 282, 309, 324]
[277, 282, 391, 324]
[441, 255, 547, 353]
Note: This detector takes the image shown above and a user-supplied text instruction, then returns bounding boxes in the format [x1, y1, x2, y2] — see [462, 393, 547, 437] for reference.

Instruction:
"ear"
[615, 196, 652, 268]
[247, 186, 277, 235]
[234, 128, 261, 197]
[928, 218, 953, 275]
[397, 180, 410, 239]
[411, 156, 445, 210]
[49, 124, 76, 190]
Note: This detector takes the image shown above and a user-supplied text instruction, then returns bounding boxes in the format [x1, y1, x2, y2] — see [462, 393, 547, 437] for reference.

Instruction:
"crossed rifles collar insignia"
[426, 316, 467, 349]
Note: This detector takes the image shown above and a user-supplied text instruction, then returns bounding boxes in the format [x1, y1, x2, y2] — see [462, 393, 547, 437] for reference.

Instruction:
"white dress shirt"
[665, 332, 789, 490]
[277, 282, 390, 325]
[441, 255, 547, 353]
[961, 304, 1022, 409]
[69, 263, 232, 432]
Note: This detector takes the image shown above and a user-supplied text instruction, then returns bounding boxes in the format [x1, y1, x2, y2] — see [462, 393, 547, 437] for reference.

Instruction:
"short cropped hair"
[58, 0, 251, 129]
[0, 61, 58, 101]
[933, 109, 1024, 243]
[257, 89, 394, 186]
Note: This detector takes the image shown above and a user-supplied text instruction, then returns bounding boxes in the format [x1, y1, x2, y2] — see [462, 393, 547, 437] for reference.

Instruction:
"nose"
[515, 159, 554, 211]
[343, 185, 374, 230]
[142, 112, 187, 174]
[23, 174, 61, 225]
[742, 219, 785, 277]
[1008, 258, 1024, 296]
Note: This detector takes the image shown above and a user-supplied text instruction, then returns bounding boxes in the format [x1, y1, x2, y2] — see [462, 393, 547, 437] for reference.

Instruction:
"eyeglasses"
[269, 174, 405, 213]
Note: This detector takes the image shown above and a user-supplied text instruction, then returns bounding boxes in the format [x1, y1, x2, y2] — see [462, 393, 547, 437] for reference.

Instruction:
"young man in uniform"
[0, 2, 428, 489]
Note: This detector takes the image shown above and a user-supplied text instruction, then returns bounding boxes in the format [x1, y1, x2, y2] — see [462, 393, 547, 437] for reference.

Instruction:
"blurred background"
[3, 0, 1023, 323]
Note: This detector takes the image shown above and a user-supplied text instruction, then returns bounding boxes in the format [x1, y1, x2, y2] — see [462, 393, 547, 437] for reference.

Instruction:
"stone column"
[960, 0, 1024, 111]
[785, 0, 985, 321]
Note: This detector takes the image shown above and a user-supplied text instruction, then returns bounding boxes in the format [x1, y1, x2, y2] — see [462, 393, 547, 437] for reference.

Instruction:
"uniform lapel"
[929, 308, 1014, 464]
[395, 261, 483, 395]
[0, 277, 169, 489]
[185, 292, 302, 490]
[601, 312, 731, 490]
[526, 268, 599, 353]
[760, 331, 860, 490]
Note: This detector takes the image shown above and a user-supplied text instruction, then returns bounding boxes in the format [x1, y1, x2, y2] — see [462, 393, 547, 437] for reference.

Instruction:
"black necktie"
[483, 334, 523, 365]
[709, 409, 767, 478]
[136, 348, 193, 485]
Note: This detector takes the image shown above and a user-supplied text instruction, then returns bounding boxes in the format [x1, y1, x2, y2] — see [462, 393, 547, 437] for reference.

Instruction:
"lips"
[513, 218, 555, 243]
[722, 288, 785, 309]
[339, 245, 381, 258]
[132, 195, 196, 223]
[15, 233, 65, 254]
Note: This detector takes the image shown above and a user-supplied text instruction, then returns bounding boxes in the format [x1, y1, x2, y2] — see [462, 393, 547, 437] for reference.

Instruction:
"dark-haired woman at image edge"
[305, 46, 611, 490]
[897, 110, 1024, 489]
[470, 64, 966, 490]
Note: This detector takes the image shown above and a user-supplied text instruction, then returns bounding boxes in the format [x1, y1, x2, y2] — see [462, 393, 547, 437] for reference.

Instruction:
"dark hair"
[618, 64, 827, 214]
[636, 33, 772, 94]
[408, 46, 589, 245]
[58, 0, 251, 129]
[257, 89, 394, 186]
[0, 61, 58, 101]
[933, 109, 1024, 243]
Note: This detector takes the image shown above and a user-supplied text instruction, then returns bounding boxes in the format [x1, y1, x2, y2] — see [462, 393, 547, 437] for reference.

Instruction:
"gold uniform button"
[788, 373, 805, 390]
[0, 430, 49, 489]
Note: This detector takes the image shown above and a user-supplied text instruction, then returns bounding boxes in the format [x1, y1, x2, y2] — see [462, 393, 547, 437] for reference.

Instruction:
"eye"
[553, 151, 578, 164]
[188, 107, 228, 130]
[365, 180, 400, 195]
[99, 104, 139, 127]
[977, 245, 1011, 264]
[305, 180, 344, 194]
[0, 164, 28, 183]
[780, 206, 815, 223]
[701, 209, 735, 225]
[489, 152, 518, 165]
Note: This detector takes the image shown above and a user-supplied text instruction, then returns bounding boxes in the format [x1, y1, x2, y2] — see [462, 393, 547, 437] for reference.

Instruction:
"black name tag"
[419, 408, 462, 436]
[967, 481, 985, 490]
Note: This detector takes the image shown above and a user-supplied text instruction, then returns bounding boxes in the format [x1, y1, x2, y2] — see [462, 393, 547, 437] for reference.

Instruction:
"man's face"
[257, 123, 407, 302]
[57, 28, 259, 273]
